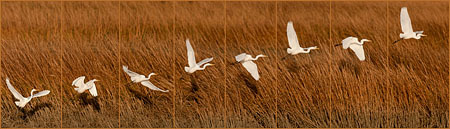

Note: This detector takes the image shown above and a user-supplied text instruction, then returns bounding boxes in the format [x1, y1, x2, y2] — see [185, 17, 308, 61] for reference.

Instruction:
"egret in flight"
[235, 53, 267, 80]
[282, 21, 319, 60]
[184, 39, 214, 74]
[72, 76, 98, 97]
[6, 78, 50, 108]
[335, 37, 371, 61]
[393, 7, 426, 44]
[123, 66, 169, 92]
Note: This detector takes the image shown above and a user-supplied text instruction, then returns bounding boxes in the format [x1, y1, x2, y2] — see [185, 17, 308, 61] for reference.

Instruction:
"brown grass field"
[0, 1, 448, 128]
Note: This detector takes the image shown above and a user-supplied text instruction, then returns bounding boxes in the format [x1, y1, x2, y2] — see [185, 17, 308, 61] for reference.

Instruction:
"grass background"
[0, 1, 448, 128]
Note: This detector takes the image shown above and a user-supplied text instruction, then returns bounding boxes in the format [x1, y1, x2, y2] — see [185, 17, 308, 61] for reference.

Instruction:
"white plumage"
[286, 21, 318, 55]
[72, 76, 98, 97]
[340, 37, 371, 61]
[123, 66, 168, 92]
[184, 39, 214, 73]
[6, 78, 50, 108]
[235, 53, 267, 80]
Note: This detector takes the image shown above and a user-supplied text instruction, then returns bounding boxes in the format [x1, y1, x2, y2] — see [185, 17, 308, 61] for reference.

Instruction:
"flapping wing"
[140, 81, 169, 92]
[6, 78, 24, 100]
[72, 76, 85, 88]
[400, 7, 414, 33]
[197, 57, 213, 66]
[287, 21, 302, 49]
[242, 61, 260, 80]
[123, 66, 141, 77]
[186, 39, 196, 67]
[349, 44, 365, 61]
[342, 37, 358, 49]
[32, 90, 50, 98]
[235, 53, 247, 62]
[88, 83, 98, 97]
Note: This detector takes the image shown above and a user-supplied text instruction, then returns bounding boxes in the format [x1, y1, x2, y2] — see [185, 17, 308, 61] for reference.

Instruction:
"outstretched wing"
[197, 57, 213, 66]
[242, 61, 260, 80]
[72, 76, 85, 88]
[88, 82, 98, 97]
[400, 7, 414, 33]
[235, 53, 247, 62]
[342, 37, 358, 49]
[32, 90, 50, 98]
[287, 21, 302, 49]
[123, 66, 141, 77]
[349, 44, 365, 61]
[140, 81, 169, 92]
[6, 78, 24, 100]
[186, 39, 196, 67]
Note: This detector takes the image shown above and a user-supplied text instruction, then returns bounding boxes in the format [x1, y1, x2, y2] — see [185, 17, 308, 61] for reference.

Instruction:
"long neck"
[147, 74, 154, 79]
[415, 34, 422, 39]
[358, 40, 366, 45]
[29, 90, 36, 98]
[252, 55, 263, 60]
[199, 64, 211, 70]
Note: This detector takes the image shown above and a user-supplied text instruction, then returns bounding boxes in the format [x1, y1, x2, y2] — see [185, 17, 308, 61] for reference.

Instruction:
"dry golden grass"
[1, 1, 448, 128]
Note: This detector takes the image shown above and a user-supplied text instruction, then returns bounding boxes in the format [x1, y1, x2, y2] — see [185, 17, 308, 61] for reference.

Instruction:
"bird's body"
[6, 78, 50, 108]
[235, 53, 267, 80]
[395, 7, 426, 44]
[286, 21, 319, 55]
[72, 76, 98, 97]
[123, 66, 169, 92]
[339, 37, 371, 61]
[184, 39, 214, 74]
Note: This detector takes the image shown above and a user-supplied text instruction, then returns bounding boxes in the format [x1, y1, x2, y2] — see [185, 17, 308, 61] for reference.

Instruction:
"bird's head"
[31, 89, 37, 92]
[93, 79, 100, 82]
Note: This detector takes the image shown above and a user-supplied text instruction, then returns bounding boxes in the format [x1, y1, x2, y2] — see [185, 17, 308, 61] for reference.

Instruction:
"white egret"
[285, 21, 319, 57]
[6, 78, 50, 108]
[335, 37, 371, 61]
[393, 7, 426, 44]
[122, 66, 169, 92]
[184, 39, 214, 73]
[235, 53, 267, 80]
[72, 76, 99, 97]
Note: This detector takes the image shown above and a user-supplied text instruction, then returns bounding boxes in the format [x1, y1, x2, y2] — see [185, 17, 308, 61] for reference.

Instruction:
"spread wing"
[32, 90, 50, 98]
[6, 78, 24, 100]
[342, 37, 358, 49]
[186, 39, 196, 67]
[72, 76, 85, 88]
[287, 21, 302, 49]
[140, 81, 169, 92]
[242, 61, 260, 80]
[197, 57, 213, 66]
[235, 53, 247, 62]
[88, 83, 98, 97]
[123, 66, 141, 77]
[349, 44, 365, 61]
[400, 7, 414, 33]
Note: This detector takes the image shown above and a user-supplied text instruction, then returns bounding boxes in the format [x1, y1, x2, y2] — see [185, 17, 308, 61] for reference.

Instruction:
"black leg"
[392, 38, 403, 44]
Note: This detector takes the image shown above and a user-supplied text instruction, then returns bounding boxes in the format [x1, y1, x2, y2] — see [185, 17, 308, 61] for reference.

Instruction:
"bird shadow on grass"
[125, 85, 153, 106]
[17, 102, 52, 121]
[239, 73, 259, 95]
[189, 74, 199, 93]
[338, 59, 361, 79]
[79, 93, 101, 112]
